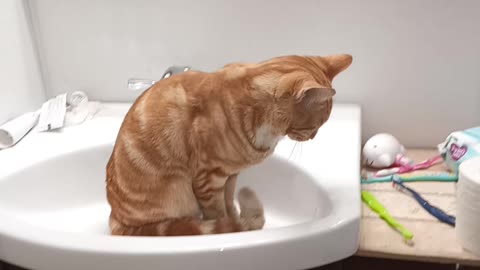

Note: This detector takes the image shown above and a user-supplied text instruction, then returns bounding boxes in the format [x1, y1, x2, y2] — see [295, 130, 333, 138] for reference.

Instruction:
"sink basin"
[0, 103, 361, 270]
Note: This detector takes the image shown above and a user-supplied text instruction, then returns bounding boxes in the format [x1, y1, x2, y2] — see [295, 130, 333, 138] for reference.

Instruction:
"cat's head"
[242, 54, 352, 142]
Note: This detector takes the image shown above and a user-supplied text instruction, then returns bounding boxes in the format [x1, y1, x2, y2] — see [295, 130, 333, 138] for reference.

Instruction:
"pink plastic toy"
[363, 133, 442, 177]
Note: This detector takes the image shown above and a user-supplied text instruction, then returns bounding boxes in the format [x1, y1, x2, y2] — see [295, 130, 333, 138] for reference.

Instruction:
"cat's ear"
[276, 72, 335, 103]
[296, 79, 336, 108]
[322, 54, 353, 81]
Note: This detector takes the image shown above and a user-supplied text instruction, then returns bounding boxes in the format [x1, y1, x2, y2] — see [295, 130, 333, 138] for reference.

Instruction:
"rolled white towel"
[0, 91, 101, 150]
[0, 111, 39, 149]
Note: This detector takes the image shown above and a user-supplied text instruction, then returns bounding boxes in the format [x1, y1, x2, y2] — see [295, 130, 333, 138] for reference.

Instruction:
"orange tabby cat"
[106, 54, 352, 236]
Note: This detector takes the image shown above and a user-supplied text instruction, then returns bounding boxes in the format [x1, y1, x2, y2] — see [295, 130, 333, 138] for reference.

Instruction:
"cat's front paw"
[226, 203, 239, 218]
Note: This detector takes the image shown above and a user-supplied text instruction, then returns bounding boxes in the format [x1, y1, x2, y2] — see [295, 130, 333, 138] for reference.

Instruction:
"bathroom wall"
[0, 0, 45, 125]
[27, 0, 480, 147]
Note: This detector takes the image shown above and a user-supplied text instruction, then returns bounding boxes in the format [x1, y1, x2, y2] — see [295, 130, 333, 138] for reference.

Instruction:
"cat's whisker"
[289, 142, 298, 160]
[299, 142, 303, 158]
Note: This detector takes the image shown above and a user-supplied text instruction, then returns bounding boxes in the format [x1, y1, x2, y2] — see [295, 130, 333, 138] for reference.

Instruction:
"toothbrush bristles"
[404, 238, 415, 246]
[392, 182, 400, 190]
[392, 182, 411, 196]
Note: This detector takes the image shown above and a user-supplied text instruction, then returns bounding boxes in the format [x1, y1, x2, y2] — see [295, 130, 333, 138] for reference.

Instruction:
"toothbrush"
[361, 190, 414, 245]
[361, 172, 458, 184]
[392, 176, 456, 226]
[375, 155, 443, 177]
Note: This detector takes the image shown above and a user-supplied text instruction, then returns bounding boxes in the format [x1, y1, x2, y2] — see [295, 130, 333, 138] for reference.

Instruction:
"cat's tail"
[109, 187, 265, 236]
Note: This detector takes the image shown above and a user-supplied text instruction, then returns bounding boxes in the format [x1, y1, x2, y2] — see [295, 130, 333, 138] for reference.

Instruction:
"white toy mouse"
[363, 133, 409, 168]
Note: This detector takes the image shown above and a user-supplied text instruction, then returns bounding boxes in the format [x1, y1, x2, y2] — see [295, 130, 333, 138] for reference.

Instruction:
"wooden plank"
[361, 191, 456, 221]
[357, 149, 480, 265]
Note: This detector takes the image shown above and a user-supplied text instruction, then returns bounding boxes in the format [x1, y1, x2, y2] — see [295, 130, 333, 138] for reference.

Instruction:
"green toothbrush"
[361, 190, 414, 245]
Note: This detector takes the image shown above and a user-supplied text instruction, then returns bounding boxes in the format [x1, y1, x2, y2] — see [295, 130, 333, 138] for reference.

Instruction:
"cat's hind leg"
[109, 187, 264, 236]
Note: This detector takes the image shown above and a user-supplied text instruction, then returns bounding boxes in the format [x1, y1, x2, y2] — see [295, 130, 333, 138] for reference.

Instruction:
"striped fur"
[106, 54, 352, 236]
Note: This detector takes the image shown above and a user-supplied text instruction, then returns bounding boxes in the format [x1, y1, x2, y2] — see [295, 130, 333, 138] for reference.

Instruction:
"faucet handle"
[161, 65, 191, 79]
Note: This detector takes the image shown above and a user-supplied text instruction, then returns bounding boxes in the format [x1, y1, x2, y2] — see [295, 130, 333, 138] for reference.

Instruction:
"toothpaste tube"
[438, 126, 480, 173]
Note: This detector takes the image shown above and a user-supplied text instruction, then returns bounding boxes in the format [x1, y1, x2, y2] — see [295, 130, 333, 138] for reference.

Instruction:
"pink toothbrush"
[375, 155, 443, 177]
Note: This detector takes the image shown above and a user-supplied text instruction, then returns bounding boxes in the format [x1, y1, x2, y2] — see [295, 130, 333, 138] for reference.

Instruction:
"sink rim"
[0, 201, 353, 254]
[0, 102, 360, 259]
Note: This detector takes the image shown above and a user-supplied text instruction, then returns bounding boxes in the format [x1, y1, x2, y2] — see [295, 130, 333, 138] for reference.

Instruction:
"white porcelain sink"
[0, 103, 361, 270]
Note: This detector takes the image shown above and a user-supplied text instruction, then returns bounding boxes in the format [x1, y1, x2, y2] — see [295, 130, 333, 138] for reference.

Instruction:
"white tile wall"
[28, 0, 480, 147]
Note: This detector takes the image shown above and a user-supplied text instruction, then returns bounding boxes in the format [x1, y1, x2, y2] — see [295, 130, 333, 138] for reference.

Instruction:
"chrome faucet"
[127, 65, 192, 91]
